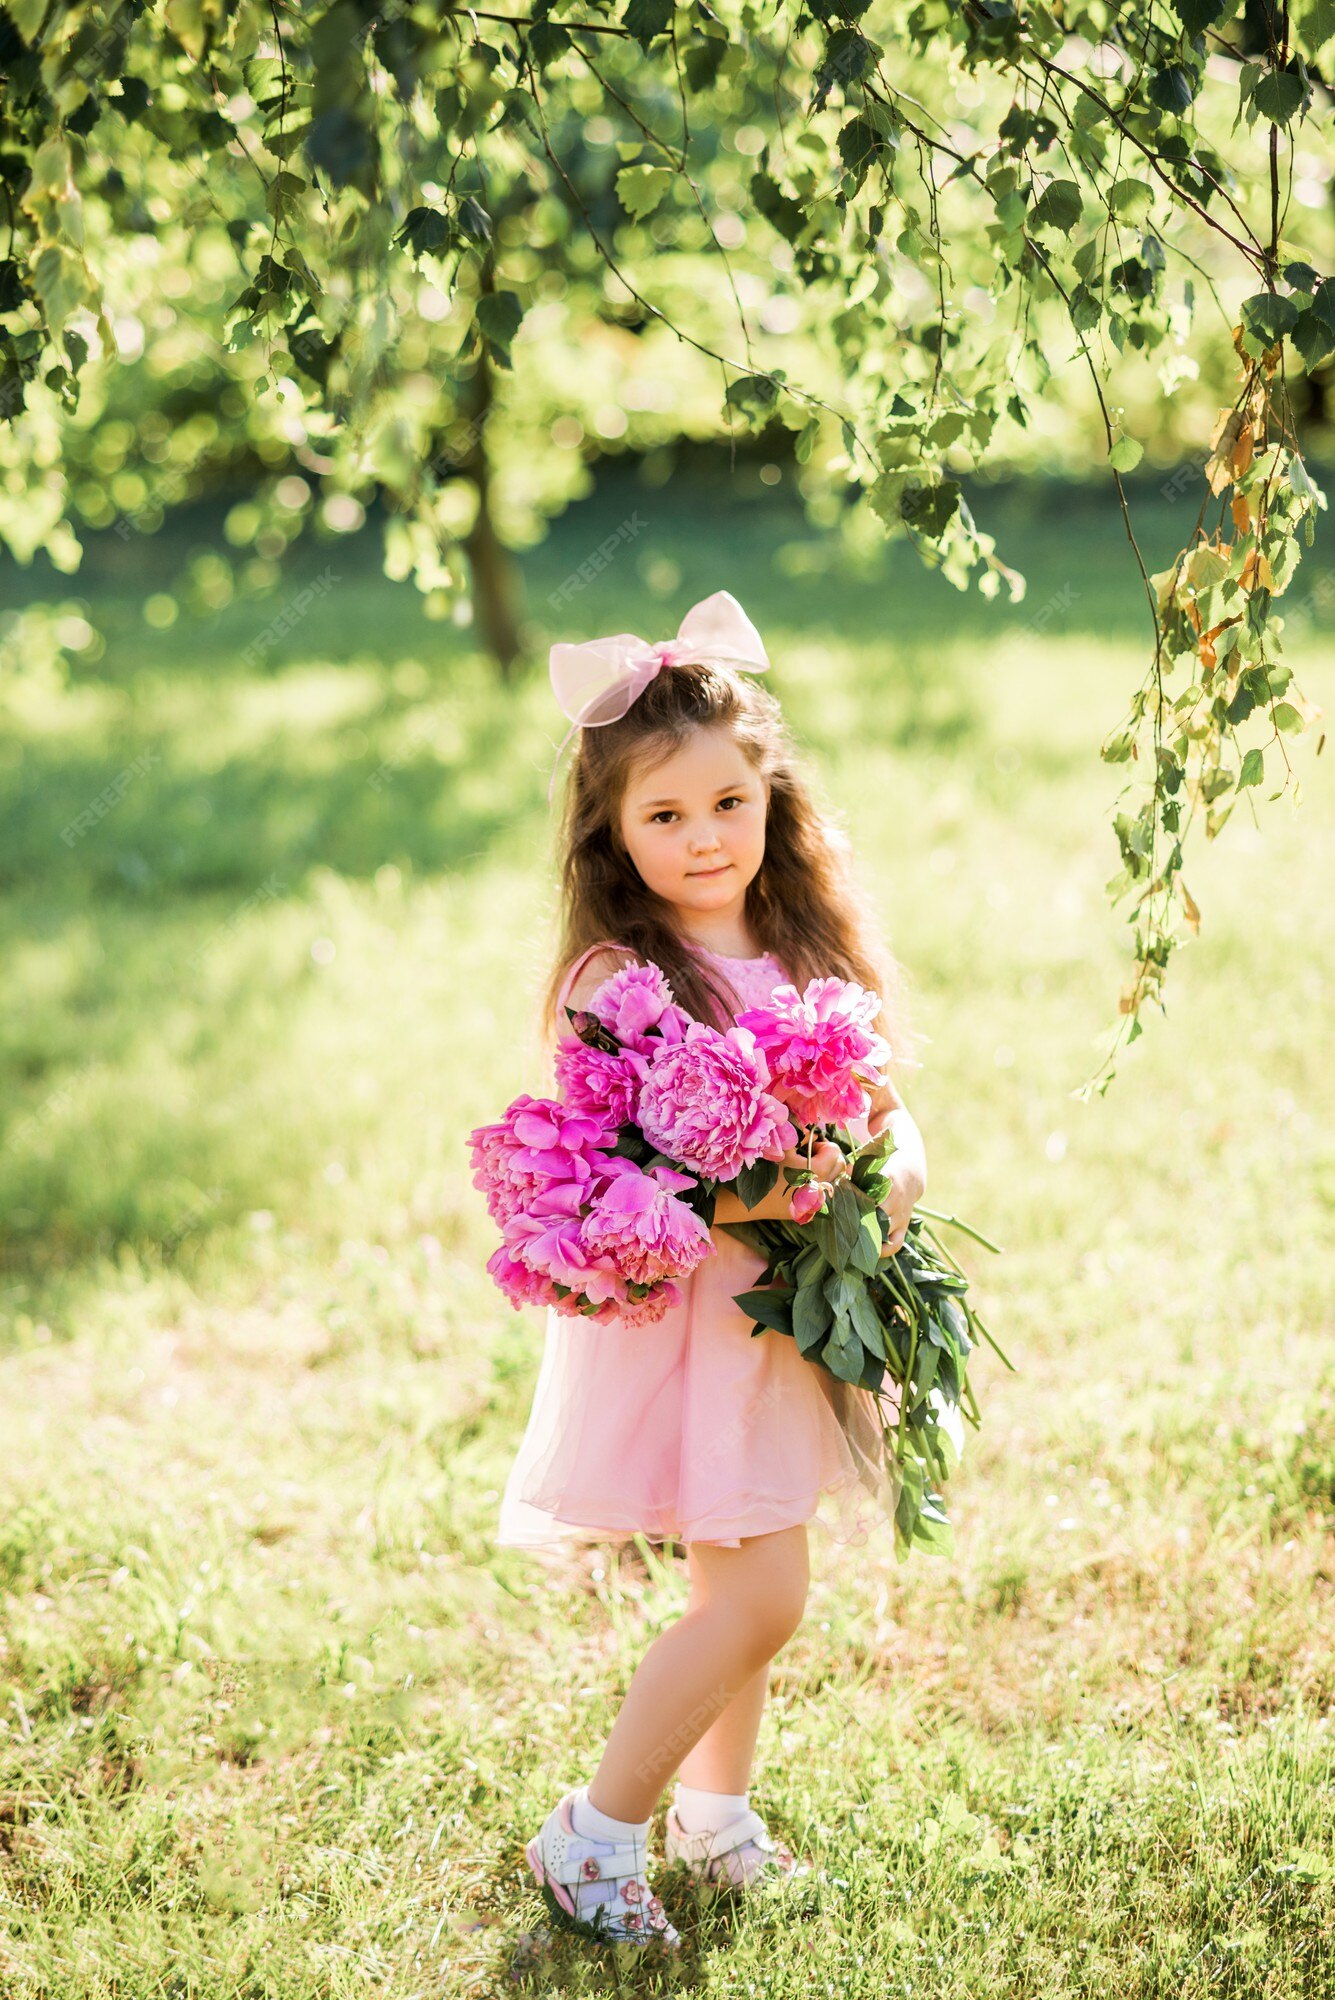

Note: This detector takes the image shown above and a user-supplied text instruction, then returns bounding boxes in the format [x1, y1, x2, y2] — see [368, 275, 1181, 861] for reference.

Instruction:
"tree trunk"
[458, 347, 524, 678]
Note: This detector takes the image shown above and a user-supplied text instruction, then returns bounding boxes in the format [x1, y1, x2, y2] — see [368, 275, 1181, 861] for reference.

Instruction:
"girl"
[498, 591, 928, 1950]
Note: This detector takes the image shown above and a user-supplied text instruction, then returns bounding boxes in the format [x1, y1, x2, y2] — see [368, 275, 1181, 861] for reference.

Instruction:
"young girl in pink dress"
[498, 592, 928, 1950]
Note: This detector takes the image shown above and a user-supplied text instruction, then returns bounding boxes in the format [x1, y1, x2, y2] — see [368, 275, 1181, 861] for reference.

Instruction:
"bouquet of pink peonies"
[469, 959, 1010, 1560]
[467, 961, 796, 1329]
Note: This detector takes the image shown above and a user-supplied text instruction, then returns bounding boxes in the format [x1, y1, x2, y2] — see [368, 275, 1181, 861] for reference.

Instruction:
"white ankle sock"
[570, 1784, 651, 1846]
[672, 1782, 750, 1835]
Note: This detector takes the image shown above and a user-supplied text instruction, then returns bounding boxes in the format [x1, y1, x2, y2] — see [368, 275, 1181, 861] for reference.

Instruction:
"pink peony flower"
[468, 1094, 616, 1225]
[789, 1179, 833, 1225]
[636, 1021, 797, 1182]
[556, 1278, 680, 1326]
[553, 1036, 647, 1128]
[586, 962, 693, 1051]
[486, 1244, 563, 1311]
[615, 1282, 680, 1326]
[736, 978, 891, 1127]
[578, 1161, 714, 1288]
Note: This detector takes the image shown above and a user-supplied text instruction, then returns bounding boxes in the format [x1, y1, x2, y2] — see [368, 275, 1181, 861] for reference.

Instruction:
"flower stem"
[914, 1203, 1005, 1255]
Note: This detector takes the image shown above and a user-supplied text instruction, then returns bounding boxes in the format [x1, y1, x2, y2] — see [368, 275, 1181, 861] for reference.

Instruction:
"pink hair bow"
[546, 589, 770, 804]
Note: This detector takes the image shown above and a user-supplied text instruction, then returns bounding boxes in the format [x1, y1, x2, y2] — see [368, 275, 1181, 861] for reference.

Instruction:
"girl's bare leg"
[673, 1659, 770, 1795]
[674, 1532, 773, 1793]
[585, 1523, 809, 1824]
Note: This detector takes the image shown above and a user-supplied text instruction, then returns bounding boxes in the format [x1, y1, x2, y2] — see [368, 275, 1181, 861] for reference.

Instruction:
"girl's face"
[618, 723, 768, 919]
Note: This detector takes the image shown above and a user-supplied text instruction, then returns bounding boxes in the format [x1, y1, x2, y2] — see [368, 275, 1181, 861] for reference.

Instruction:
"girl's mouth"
[688, 863, 731, 878]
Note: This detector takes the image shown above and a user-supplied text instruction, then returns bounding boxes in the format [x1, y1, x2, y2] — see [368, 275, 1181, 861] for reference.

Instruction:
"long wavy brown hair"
[540, 655, 922, 1084]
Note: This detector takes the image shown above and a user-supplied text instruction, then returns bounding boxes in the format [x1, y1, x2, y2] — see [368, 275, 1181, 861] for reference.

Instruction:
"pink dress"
[495, 939, 902, 1555]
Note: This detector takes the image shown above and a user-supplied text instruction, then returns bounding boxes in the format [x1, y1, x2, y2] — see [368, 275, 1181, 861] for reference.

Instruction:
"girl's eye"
[648, 796, 744, 825]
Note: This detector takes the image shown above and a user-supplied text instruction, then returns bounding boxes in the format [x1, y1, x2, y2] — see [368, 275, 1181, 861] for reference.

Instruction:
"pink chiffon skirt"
[495, 1217, 902, 1555]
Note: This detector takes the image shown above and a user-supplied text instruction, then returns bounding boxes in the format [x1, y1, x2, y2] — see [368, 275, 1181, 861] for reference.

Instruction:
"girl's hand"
[866, 1098, 927, 1259]
[879, 1158, 924, 1258]
[805, 1138, 848, 1185]
[779, 1136, 848, 1184]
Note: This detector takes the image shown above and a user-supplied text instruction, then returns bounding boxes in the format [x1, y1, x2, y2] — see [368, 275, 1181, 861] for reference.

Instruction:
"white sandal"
[524, 1791, 681, 1949]
[664, 1802, 813, 1891]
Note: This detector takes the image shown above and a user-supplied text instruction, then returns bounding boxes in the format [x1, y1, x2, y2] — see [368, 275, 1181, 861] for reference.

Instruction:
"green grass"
[1, 464, 1333, 1996]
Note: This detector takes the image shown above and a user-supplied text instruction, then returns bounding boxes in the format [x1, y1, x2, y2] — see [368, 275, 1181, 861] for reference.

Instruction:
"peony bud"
[789, 1179, 832, 1225]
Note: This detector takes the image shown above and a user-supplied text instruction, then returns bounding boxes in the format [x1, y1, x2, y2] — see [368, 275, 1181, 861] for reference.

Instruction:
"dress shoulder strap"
[553, 938, 638, 1019]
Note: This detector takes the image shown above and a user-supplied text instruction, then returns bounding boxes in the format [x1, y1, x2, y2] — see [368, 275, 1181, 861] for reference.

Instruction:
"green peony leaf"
[736, 1157, 780, 1210]
[793, 1278, 833, 1355]
[733, 1288, 795, 1336]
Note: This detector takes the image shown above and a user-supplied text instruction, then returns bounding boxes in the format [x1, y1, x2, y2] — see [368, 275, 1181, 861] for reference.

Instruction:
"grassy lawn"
[2, 464, 1333, 1996]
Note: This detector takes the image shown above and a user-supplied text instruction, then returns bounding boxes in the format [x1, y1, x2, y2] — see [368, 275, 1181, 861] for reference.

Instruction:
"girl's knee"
[689, 1523, 810, 1659]
[745, 1591, 806, 1661]
[737, 1541, 810, 1658]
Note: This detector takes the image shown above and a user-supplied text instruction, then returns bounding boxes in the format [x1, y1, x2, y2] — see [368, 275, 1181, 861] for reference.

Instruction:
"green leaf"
[1029, 178, 1082, 233]
[750, 170, 806, 244]
[684, 32, 728, 90]
[1239, 290, 1299, 356]
[735, 1157, 780, 1211]
[1252, 68, 1305, 125]
[1173, 0, 1227, 30]
[826, 1181, 864, 1269]
[1238, 746, 1264, 789]
[457, 196, 492, 244]
[847, 1279, 887, 1359]
[1109, 434, 1143, 472]
[1108, 177, 1155, 222]
[30, 243, 90, 341]
[6, 0, 50, 38]
[793, 1279, 833, 1355]
[1309, 278, 1335, 333]
[732, 1288, 795, 1336]
[622, 0, 673, 46]
[849, 1206, 884, 1277]
[838, 117, 883, 186]
[1293, 301, 1335, 370]
[825, 1309, 865, 1382]
[1069, 282, 1102, 332]
[1149, 64, 1197, 114]
[901, 479, 961, 540]
[724, 373, 781, 426]
[1294, 0, 1335, 53]
[912, 1498, 955, 1557]
[616, 164, 672, 222]
[475, 289, 524, 367]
